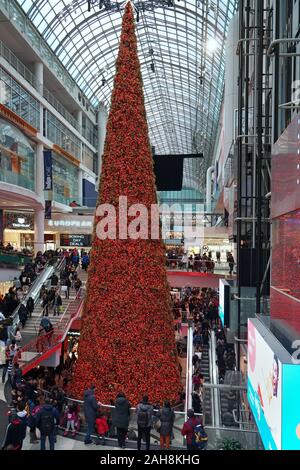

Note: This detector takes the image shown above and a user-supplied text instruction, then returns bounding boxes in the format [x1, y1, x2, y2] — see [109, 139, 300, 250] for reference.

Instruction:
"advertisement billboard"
[248, 319, 282, 450]
[219, 279, 230, 327]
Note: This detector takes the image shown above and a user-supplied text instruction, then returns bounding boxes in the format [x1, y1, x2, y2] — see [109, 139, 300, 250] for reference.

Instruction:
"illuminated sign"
[5, 212, 34, 230]
[47, 220, 92, 228]
[60, 234, 92, 247]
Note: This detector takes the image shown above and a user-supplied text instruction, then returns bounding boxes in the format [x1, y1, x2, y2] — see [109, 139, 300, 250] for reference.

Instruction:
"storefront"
[3, 211, 94, 251]
[45, 214, 93, 249]
[3, 211, 35, 250]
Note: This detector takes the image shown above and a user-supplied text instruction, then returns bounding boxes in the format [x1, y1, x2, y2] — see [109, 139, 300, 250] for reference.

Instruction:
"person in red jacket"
[95, 412, 109, 446]
[181, 409, 202, 450]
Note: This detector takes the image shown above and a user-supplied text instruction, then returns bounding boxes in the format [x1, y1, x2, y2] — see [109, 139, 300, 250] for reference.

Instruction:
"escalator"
[200, 345, 213, 425]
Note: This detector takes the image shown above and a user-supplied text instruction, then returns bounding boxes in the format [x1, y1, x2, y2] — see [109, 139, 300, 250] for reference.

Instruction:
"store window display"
[0, 118, 35, 191]
[52, 152, 79, 206]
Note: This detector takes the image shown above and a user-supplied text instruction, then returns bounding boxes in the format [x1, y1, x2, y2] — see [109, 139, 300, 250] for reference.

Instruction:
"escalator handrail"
[9, 256, 65, 333]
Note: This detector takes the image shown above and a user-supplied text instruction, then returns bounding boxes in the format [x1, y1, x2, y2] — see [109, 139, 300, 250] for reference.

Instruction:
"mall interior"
[0, 0, 299, 452]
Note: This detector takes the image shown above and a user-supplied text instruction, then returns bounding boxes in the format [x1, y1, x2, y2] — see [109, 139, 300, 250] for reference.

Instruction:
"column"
[33, 62, 44, 95]
[78, 168, 83, 206]
[34, 209, 45, 255]
[0, 209, 3, 243]
[97, 104, 108, 182]
[36, 143, 44, 199]
[75, 109, 83, 132]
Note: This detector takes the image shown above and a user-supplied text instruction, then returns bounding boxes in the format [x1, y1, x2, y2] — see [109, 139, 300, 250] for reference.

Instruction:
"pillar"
[75, 109, 83, 131]
[97, 104, 108, 183]
[78, 168, 83, 206]
[34, 209, 45, 255]
[33, 62, 44, 96]
[0, 209, 3, 243]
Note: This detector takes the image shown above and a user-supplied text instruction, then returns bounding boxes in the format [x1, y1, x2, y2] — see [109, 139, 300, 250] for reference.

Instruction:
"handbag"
[61, 285, 68, 292]
[153, 419, 161, 432]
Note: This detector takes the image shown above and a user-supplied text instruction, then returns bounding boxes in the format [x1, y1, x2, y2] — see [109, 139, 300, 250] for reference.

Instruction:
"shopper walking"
[112, 392, 131, 449]
[1, 410, 25, 450]
[136, 395, 153, 451]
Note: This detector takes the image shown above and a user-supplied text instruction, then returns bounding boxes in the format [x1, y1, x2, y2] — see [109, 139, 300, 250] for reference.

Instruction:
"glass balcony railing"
[0, 40, 80, 133]
[0, 168, 35, 192]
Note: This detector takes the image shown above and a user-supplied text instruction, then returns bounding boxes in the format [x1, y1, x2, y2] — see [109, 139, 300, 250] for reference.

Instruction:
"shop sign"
[48, 220, 92, 228]
[5, 212, 34, 230]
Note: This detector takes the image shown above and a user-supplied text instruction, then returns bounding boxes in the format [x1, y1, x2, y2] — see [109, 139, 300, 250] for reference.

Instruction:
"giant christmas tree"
[70, 2, 182, 405]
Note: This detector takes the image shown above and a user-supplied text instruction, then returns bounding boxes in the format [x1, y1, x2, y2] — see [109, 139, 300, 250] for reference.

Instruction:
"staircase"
[15, 268, 88, 375]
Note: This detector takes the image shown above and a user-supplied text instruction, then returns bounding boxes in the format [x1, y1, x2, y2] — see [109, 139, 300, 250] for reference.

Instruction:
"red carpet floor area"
[167, 271, 224, 289]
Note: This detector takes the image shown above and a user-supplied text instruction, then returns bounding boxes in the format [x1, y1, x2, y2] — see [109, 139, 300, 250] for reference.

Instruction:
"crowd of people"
[0, 242, 32, 256]
[166, 249, 235, 274]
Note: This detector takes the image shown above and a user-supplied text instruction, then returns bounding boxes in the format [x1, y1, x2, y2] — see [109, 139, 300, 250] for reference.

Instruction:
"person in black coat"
[50, 274, 59, 287]
[35, 398, 60, 450]
[26, 297, 34, 318]
[83, 385, 99, 445]
[2, 410, 24, 450]
[18, 304, 28, 328]
[112, 393, 131, 449]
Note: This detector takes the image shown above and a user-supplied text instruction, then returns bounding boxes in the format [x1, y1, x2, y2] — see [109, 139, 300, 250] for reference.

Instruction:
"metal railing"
[43, 87, 80, 131]
[0, 40, 80, 132]
[31, 390, 260, 450]
[0, 39, 37, 88]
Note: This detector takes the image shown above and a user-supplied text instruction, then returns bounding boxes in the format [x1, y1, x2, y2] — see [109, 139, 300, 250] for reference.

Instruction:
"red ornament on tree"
[70, 1, 182, 405]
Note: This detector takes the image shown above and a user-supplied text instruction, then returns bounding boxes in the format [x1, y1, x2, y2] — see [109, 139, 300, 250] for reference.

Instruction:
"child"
[95, 412, 109, 446]
[64, 405, 77, 437]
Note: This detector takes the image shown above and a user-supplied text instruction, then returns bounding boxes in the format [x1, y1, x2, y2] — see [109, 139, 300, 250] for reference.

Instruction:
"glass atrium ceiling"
[16, 0, 237, 192]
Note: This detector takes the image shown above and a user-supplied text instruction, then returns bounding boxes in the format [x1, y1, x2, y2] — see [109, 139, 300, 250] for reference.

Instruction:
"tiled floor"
[22, 434, 120, 451]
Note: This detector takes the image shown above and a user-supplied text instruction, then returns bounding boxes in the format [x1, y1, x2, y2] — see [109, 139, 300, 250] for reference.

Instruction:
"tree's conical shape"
[70, 2, 182, 405]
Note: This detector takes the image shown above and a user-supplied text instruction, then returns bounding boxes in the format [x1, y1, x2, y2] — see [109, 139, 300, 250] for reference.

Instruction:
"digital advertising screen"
[248, 319, 282, 450]
[281, 364, 300, 450]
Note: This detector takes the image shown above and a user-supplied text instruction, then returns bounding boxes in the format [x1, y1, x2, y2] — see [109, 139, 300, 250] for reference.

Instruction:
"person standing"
[112, 392, 131, 449]
[35, 398, 59, 450]
[181, 409, 206, 450]
[156, 400, 175, 450]
[83, 384, 99, 445]
[64, 277, 71, 299]
[26, 296, 34, 318]
[136, 395, 153, 451]
[227, 252, 235, 275]
[53, 292, 62, 317]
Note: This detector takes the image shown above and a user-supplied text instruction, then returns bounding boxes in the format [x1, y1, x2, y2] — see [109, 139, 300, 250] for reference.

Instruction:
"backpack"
[191, 422, 208, 450]
[137, 406, 151, 428]
[40, 413, 55, 435]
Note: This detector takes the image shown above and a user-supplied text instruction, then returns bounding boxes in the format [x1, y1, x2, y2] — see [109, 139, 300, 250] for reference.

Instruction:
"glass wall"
[45, 110, 81, 160]
[0, 118, 35, 191]
[0, 66, 40, 129]
[82, 114, 97, 148]
[52, 151, 79, 206]
[82, 144, 94, 172]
